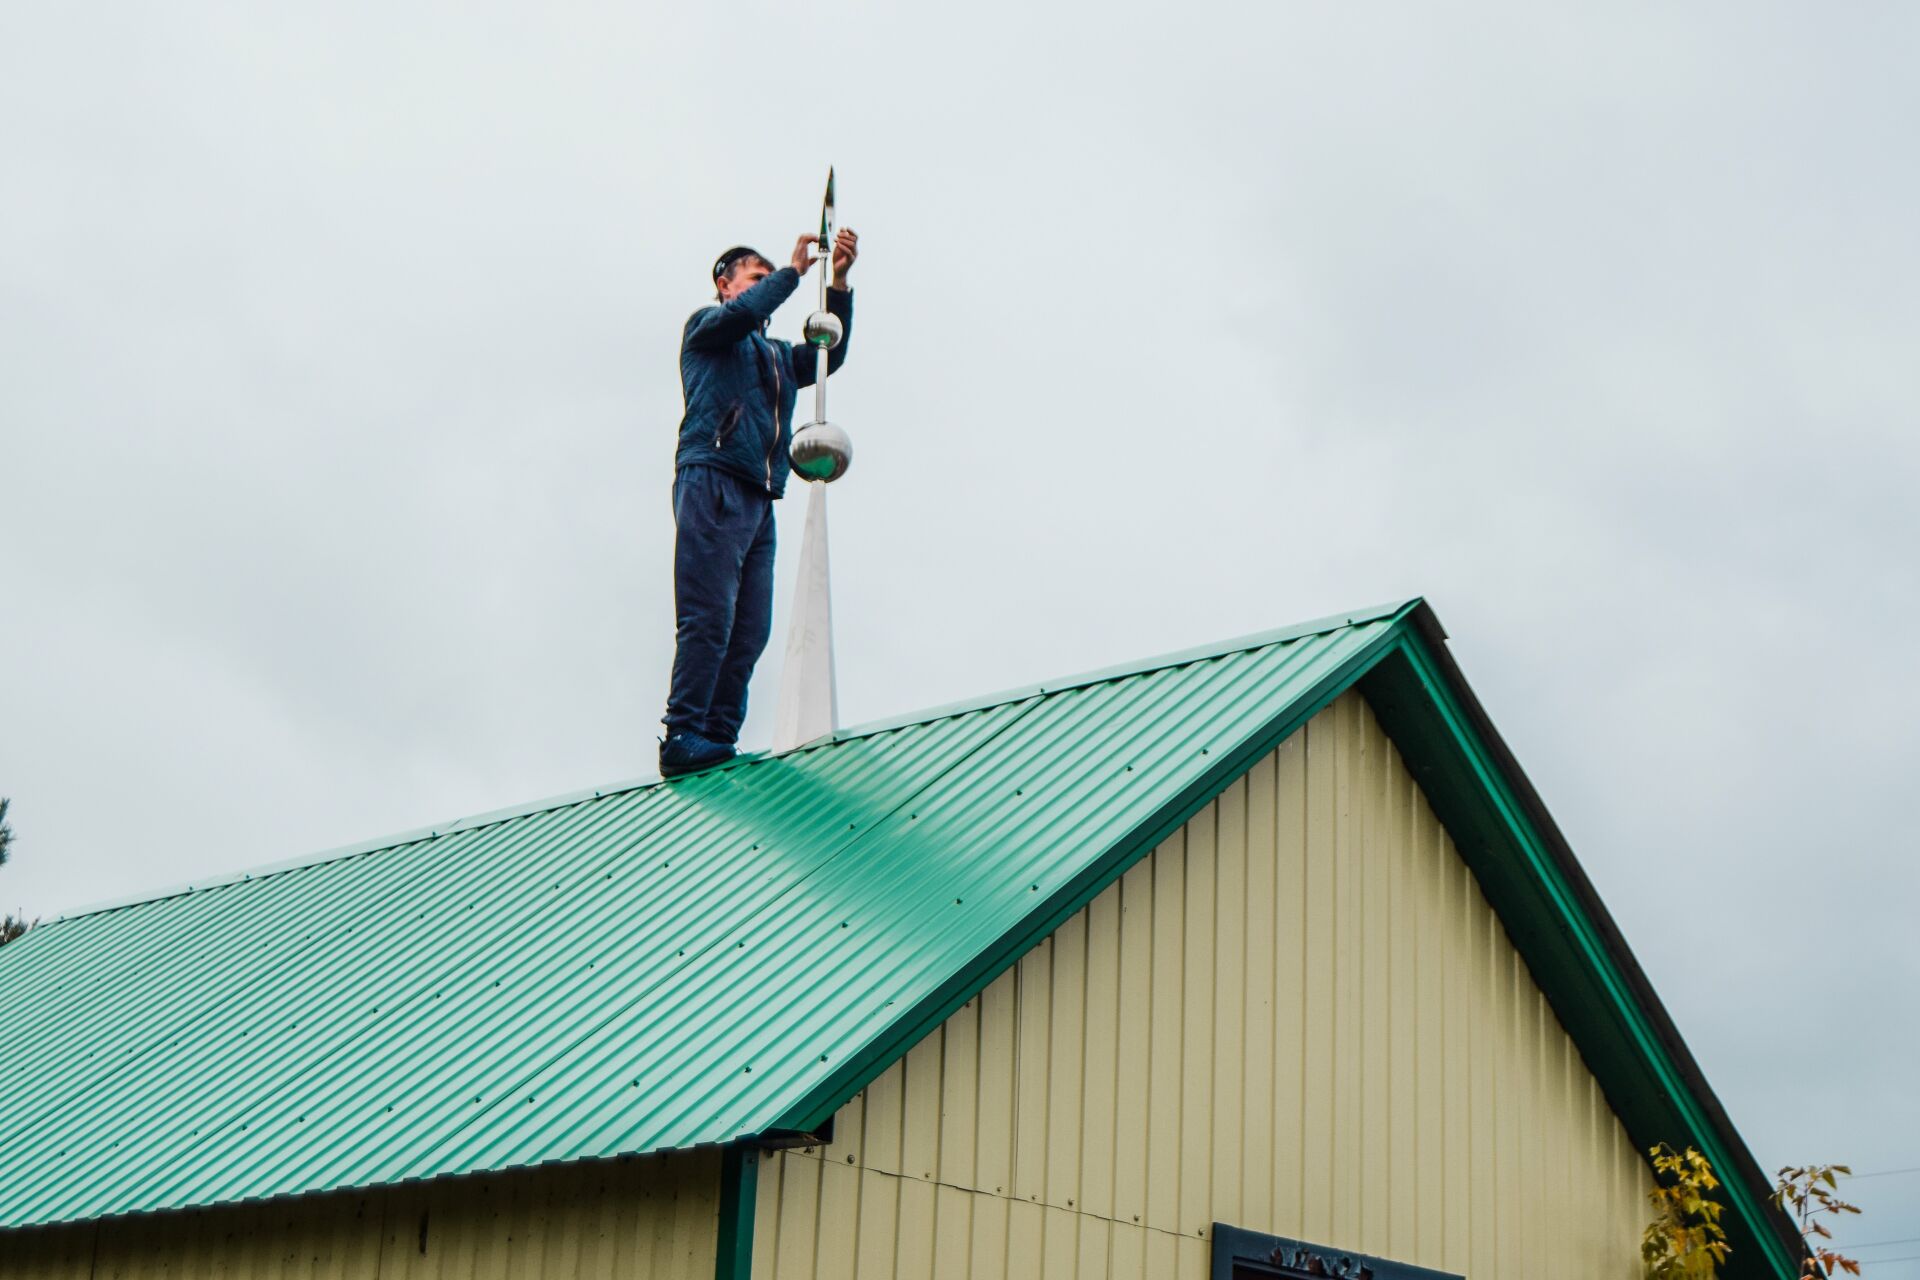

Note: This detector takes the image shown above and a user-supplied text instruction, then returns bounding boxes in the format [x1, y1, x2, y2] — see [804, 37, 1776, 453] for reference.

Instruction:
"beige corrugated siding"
[752, 690, 1653, 1280]
[1, 1149, 720, 1280]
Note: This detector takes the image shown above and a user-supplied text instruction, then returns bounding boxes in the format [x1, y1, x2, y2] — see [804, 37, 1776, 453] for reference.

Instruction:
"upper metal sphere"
[803, 310, 844, 349]
[789, 420, 852, 483]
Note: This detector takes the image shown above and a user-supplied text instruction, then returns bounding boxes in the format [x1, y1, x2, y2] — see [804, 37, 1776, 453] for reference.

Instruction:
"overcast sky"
[4, 1, 1916, 1262]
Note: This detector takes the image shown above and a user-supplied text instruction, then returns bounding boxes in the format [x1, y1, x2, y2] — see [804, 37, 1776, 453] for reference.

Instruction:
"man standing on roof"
[659, 228, 859, 778]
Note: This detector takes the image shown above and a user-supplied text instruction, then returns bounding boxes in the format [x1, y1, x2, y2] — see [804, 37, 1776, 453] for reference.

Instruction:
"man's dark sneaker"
[659, 729, 736, 778]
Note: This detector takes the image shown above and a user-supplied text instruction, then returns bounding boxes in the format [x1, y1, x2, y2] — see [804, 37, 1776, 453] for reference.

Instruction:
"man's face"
[718, 257, 774, 302]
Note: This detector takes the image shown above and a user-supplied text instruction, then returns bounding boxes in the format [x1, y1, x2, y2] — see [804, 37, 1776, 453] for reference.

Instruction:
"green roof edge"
[43, 599, 1418, 926]
[1373, 614, 1800, 1278]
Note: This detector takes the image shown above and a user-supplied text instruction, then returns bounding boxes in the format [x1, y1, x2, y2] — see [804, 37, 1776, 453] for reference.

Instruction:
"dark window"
[1210, 1224, 1463, 1280]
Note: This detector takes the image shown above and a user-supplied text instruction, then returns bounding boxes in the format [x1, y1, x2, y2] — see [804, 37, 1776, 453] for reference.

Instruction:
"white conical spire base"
[771, 482, 838, 753]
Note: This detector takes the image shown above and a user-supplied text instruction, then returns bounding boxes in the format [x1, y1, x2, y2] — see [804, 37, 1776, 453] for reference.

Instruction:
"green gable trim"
[1359, 618, 1798, 1280]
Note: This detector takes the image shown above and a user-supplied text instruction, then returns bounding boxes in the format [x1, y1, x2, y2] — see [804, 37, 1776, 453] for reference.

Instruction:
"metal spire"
[772, 169, 851, 753]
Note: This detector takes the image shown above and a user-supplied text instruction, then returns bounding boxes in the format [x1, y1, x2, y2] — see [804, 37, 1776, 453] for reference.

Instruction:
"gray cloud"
[4, 0, 1917, 1254]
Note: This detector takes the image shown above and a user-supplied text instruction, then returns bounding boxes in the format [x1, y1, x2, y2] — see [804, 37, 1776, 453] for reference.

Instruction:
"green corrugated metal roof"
[0, 598, 1805, 1274]
[0, 602, 1413, 1229]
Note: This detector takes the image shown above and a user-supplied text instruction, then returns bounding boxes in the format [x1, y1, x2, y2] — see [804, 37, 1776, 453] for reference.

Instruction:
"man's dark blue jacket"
[675, 266, 853, 499]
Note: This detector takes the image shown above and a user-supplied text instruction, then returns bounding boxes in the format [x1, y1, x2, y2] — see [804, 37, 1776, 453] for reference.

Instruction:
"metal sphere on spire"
[803, 310, 843, 349]
[791, 167, 850, 485]
[789, 420, 851, 483]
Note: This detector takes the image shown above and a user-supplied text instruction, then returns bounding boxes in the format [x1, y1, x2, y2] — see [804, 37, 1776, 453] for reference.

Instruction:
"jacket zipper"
[714, 404, 741, 449]
[764, 332, 780, 492]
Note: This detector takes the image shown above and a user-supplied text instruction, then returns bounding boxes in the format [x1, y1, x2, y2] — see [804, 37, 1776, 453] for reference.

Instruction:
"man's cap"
[712, 245, 767, 281]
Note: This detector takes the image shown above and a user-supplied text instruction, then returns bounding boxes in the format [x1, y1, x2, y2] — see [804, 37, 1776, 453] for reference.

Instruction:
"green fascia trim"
[714, 1146, 759, 1280]
[45, 600, 1418, 928]
[771, 603, 1422, 1136]
[1360, 627, 1797, 1280]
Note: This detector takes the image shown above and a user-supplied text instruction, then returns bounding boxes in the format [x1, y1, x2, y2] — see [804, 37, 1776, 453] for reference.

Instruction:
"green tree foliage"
[1643, 1144, 1731, 1279]
[0, 797, 29, 947]
[1773, 1164, 1861, 1278]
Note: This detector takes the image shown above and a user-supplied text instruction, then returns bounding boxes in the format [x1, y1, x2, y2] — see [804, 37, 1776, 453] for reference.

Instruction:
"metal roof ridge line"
[40, 599, 1422, 928]
[826, 597, 1422, 745]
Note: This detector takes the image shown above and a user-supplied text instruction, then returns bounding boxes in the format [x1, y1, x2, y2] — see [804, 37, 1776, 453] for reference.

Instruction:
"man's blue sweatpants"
[664, 464, 776, 745]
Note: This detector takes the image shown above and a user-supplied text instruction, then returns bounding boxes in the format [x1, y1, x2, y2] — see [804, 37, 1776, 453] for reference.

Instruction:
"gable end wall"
[751, 690, 1653, 1280]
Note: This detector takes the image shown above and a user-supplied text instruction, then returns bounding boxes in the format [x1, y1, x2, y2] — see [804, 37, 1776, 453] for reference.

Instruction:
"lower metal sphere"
[789, 420, 852, 483]
[803, 310, 844, 349]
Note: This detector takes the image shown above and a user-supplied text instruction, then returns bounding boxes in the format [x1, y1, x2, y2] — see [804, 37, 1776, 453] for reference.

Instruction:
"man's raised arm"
[684, 268, 798, 349]
[684, 235, 819, 350]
